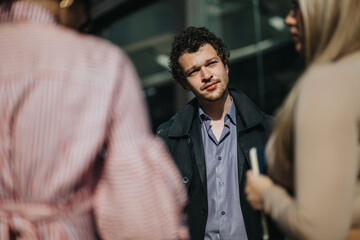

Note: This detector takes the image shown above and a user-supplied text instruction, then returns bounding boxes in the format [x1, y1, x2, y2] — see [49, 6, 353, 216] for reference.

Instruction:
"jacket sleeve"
[93, 53, 188, 240]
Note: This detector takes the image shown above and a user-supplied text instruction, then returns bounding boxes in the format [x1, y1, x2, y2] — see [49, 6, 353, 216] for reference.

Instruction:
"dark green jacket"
[157, 88, 273, 240]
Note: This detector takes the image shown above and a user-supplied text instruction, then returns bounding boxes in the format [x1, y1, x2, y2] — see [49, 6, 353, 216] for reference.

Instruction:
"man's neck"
[199, 91, 232, 121]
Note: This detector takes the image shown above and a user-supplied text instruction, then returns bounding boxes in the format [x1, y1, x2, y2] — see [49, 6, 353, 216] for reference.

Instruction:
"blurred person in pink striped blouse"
[0, 0, 188, 239]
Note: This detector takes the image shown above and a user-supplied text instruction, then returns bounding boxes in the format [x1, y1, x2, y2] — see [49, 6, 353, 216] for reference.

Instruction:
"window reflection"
[98, 0, 304, 131]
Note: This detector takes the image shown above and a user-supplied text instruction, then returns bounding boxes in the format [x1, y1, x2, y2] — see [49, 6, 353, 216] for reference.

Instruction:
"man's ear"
[225, 64, 229, 75]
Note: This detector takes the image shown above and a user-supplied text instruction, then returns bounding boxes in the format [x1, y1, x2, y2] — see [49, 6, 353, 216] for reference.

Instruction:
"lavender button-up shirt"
[200, 100, 248, 240]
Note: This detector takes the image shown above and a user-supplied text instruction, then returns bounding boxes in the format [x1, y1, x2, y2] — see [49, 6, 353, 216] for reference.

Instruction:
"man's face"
[179, 44, 229, 104]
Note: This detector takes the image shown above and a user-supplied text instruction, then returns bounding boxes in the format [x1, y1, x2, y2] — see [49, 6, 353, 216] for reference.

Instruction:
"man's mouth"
[202, 82, 218, 91]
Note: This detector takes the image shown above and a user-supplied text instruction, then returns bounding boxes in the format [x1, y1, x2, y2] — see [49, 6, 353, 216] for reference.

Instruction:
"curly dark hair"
[169, 26, 230, 89]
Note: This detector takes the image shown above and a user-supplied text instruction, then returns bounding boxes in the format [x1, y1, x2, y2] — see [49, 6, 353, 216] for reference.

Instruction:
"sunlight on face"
[179, 44, 229, 105]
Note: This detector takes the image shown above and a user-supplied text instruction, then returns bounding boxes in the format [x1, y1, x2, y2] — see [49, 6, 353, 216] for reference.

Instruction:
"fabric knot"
[9, 214, 39, 239]
[0, 202, 56, 240]
[0, 189, 92, 239]
[0, 213, 39, 240]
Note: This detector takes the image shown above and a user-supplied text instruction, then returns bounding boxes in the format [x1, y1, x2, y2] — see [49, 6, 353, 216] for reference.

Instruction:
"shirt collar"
[227, 99, 236, 125]
[0, 1, 57, 25]
[198, 97, 237, 125]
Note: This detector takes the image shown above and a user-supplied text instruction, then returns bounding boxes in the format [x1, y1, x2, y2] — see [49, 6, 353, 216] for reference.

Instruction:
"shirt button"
[219, 182, 224, 187]
[183, 177, 189, 184]
[221, 211, 226, 215]
[218, 156, 222, 160]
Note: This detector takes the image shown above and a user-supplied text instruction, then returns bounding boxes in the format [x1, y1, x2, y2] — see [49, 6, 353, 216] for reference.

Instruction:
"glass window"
[97, 0, 304, 131]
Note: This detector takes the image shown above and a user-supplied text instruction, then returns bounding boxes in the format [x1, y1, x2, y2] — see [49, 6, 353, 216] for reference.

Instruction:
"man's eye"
[189, 70, 198, 76]
[208, 61, 217, 66]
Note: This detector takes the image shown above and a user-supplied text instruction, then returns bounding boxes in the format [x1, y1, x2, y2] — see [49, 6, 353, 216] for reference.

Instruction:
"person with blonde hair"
[245, 0, 360, 239]
[0, 0, 188, 239]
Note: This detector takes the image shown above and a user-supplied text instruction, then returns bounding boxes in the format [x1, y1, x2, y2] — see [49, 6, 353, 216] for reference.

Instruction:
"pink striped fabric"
[0, 2, 188, 239]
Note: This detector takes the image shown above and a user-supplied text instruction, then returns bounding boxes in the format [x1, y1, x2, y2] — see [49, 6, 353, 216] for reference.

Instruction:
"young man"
[157, 26, 274, 240]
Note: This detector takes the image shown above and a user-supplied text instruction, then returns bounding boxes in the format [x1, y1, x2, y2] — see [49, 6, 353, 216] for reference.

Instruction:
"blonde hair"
[301, 0, 360, 65]
[271, 0, 360, 187]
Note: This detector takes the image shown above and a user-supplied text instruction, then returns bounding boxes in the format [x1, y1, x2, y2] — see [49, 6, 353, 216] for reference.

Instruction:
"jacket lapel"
[190, 117, 207, 197]
[231, 87, 266, 184]
[169, 99, 207, 198]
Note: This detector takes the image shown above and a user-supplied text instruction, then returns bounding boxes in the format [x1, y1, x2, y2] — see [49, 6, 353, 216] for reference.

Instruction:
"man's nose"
[200, 67, 212, 81]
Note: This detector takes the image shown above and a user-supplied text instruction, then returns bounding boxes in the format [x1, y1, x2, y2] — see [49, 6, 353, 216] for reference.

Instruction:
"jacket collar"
[168, 97, 198, 137]
[168, 88, 265, 137]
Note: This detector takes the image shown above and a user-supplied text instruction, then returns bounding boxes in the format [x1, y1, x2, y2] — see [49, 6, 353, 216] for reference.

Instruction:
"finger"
[244, 183, 250, 194]
[246, 170, 253, 178]
[253, 203, 262, 210]
[246, 196, 261, 210]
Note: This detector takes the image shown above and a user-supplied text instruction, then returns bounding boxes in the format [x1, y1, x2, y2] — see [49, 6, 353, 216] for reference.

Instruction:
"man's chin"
[203, 92, 225, 102]
[205, 97, 220, 102]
